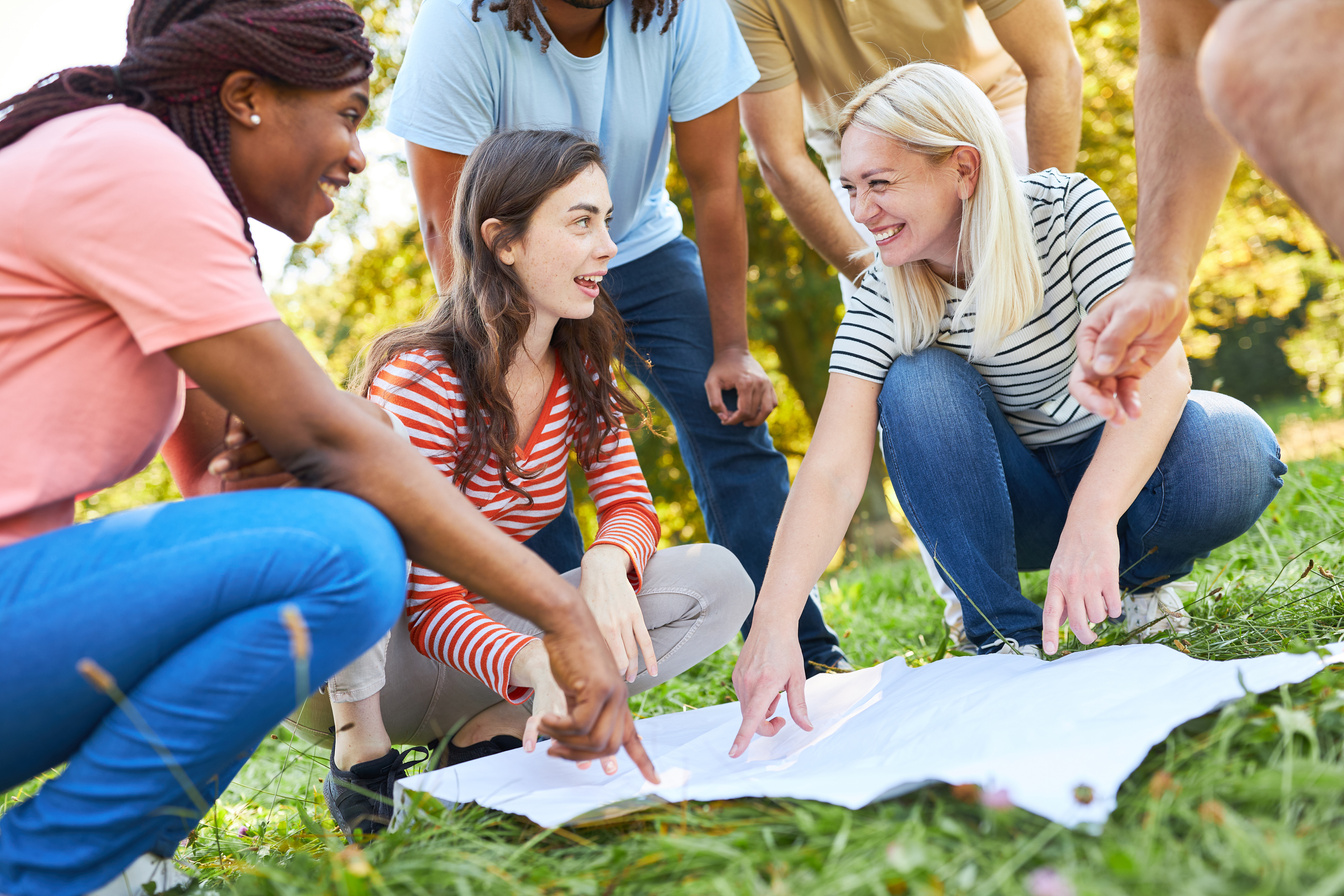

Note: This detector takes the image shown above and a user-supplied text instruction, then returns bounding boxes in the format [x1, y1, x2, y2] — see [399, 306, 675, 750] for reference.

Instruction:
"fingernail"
[208, 459, 229, 474]
[1044, 640, 1056, 654]
[1096, 354, 1115, 371]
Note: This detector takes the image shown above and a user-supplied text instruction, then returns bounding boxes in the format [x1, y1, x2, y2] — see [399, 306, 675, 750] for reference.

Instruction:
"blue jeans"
[877, 348, 1286, 652]
[524, 235, 844, 667]
[0, 490, 406, 896]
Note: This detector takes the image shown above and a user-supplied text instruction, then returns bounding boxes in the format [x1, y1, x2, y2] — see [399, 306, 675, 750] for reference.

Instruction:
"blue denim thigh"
[1043, 391, 1285, 591]
[0, 489, 405, 896]
[877, 347, 1068, 649]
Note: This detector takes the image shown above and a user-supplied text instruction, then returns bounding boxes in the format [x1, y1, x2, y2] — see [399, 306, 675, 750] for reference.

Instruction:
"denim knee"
[1170, 392, 1286, 543]
[878, 348, 986, 434]
[292, 490, 406, 635]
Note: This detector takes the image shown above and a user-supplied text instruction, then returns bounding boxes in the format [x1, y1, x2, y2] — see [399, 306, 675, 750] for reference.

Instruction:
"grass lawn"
[7, 451, 1344, 895]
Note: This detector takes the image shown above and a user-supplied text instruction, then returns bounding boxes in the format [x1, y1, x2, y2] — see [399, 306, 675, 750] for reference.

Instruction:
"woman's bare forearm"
[1069, 344, 1192, 525]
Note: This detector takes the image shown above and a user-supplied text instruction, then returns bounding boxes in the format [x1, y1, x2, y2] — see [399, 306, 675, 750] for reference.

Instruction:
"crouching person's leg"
[1114, 391, 1286, 599]
[624, 543, 755, 691]
[0, 489, 405, 896]
[289, 612, 463, 841]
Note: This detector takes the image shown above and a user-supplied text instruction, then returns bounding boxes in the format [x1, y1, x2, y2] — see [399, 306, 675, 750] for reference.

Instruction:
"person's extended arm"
[166, 320, 656, 779]
[1043, 342, 1191, 654]
[405, 141, 468, 295]
[674, 98, 779, 427]
[987, 0, 1083, 173]
[729, 372, 881, 757]
[1071, 0, 1236, 417]
[741, 82, 874, 285]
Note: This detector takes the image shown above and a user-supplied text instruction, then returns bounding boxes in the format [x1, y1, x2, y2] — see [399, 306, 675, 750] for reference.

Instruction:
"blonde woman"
[729, 63, 1284, 754]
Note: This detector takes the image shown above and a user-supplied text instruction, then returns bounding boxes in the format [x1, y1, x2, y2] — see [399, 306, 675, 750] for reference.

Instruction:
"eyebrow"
[568, 203, 613, 215]
[351, 91, 370, 113]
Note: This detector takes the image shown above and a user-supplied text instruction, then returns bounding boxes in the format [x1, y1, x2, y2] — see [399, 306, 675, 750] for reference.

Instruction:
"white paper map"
[394, 643, 1344, 830]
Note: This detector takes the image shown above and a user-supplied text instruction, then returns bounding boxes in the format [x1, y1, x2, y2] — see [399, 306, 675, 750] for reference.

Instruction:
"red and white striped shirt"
[370, 349, 660, 702]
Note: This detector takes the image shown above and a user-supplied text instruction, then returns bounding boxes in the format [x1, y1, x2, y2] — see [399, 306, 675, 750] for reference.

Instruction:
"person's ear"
[952, 145, 981, 200]
[219, 70, 271, 129]
[481, 218, 514, 265]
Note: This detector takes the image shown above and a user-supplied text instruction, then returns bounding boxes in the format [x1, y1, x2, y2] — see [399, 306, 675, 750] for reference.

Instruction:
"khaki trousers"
[288, 543, 753, 747]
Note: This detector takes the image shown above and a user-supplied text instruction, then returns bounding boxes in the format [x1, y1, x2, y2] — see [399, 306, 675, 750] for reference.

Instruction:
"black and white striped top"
[829, 169, 1134, 447]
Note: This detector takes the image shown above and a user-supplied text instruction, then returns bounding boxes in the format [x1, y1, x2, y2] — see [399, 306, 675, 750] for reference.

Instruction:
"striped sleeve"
[368, 349, 461, 472]
[828, 268, 899, 383]
[580, 377, 660, 591]
[403, 574, 536, 703]
[368, 350, 538, 702]
[1061, 173, 1135, 313]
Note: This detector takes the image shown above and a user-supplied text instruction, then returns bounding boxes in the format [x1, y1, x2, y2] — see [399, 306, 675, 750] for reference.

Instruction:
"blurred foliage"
[80, 0, 1344, 542]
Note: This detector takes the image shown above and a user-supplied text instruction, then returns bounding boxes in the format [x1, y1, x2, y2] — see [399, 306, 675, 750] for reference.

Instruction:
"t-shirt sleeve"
[385, 0, 497, 155]
[976, 0, 1029, 21]
[1061, 173, 1134, 314]
[669, 0, 761, 122]
[828, 268, 900, 384]
[727, 0, 797, 94]
[23, 110, 276, 356]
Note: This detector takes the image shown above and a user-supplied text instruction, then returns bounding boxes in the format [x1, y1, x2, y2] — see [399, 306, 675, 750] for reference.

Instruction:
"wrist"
[582, 543, 631, 574]
[529, 580, 588, 638]
[1064, 501, 1122, 534]
[509, 639, 548, 688]
[711, 341, 752, 360]
[1126, 267, 1188, 297]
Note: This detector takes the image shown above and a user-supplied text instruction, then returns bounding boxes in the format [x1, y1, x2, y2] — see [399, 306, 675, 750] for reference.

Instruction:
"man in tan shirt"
[730, 0, 1081, 646]
[730, 0, 1081, 288]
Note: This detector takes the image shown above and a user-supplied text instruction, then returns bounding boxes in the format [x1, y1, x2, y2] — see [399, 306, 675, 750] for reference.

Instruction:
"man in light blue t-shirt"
[387, 0, 847, 696]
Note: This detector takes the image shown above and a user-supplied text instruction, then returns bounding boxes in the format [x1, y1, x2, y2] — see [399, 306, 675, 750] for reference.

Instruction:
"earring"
[249, 114, 261, 126]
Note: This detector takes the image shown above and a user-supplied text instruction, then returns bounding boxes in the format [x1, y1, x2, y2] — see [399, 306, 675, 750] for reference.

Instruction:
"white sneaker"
[1122, 580, 1196, 639]
[86, 853, 191, 896]
[989, 638, 1044, 660]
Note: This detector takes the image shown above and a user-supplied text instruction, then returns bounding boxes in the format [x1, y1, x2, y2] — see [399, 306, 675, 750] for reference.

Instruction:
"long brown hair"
[0, 0, 373, 259]
[351, 129, 640, 501]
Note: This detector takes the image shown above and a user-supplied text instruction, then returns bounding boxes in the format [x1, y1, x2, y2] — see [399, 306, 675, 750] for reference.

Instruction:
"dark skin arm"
[167, 320, 657, 778]
[405, 141, 467, 295]
[163, 389, 296, 495]
[672, 98, 778, 427]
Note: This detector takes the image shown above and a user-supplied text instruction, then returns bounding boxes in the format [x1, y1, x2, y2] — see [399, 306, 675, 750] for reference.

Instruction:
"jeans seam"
[640, 585, 709, 671]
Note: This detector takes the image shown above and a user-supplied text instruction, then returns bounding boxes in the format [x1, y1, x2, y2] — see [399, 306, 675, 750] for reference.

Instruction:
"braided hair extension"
[470, 0, 678, 53]
[0, 0, 373, 257]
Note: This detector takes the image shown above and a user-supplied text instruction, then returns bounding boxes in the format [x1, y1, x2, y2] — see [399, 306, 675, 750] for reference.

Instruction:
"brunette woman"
[294, 129, 753, 840]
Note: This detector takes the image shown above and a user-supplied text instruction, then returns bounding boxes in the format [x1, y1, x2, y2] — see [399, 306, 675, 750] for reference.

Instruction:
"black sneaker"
[323, 745, 428, 842]
[438, 734, 523, 768]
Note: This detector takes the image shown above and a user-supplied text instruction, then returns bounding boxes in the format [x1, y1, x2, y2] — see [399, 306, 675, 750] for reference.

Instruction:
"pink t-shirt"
[0, 106, 281, 547]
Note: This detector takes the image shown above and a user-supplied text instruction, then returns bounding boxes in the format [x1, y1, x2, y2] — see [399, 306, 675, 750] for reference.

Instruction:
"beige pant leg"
[288, 543, 753, 748]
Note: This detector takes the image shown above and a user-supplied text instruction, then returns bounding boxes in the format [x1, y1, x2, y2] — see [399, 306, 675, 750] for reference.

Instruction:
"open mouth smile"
[575, 272, 604, 298]
[872, 224, 905, 244]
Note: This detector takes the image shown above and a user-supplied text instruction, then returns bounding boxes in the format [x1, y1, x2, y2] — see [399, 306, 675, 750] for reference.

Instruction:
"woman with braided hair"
[0, 3, 654, 894]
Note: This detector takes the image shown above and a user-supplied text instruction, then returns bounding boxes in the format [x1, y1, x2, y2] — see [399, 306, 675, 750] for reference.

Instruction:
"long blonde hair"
[838, 62, 1042, 360]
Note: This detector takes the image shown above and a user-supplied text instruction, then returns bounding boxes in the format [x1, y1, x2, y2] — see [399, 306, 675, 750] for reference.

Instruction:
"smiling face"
[225, 71, 369, 242]
[839, 126, 977, 283]
[495, 163, 617, 332]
